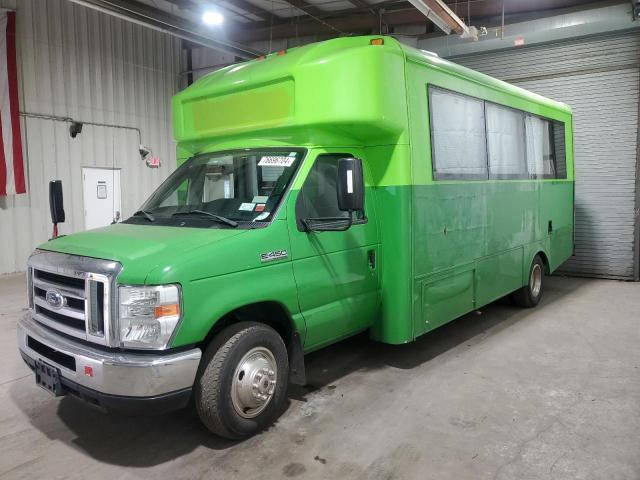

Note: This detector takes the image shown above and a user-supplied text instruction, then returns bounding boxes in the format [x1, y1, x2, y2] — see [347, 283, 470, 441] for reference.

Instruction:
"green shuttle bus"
[18, 35, 574, 438]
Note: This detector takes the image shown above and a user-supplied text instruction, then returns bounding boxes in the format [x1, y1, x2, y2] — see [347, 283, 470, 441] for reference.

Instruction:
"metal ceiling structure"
[70, 0, 622, 56]
[69, 0, 264, 57]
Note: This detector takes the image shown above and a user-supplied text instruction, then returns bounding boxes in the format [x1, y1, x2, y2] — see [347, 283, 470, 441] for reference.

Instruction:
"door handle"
[367, 249, 376, 270]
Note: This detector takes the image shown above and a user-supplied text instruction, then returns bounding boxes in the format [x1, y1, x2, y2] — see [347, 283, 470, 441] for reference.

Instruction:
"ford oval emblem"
[45, 289, 65, 309]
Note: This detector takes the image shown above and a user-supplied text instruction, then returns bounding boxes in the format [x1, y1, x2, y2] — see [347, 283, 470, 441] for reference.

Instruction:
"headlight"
[118, 284, 182, 349]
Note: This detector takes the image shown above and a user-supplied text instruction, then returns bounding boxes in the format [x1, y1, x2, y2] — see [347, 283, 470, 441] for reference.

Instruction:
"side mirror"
[49, 180, 65, 238]
[336, 157, 364, 212]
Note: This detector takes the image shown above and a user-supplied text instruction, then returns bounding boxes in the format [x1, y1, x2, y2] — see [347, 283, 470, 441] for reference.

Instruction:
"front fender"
[170, 260, 304, 347]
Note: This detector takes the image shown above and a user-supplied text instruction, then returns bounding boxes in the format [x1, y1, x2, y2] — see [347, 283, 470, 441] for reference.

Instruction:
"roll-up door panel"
[453, 34, 639, 279]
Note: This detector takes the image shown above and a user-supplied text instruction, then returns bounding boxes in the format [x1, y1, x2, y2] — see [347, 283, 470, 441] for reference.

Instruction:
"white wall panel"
[0, 0, 182, 275]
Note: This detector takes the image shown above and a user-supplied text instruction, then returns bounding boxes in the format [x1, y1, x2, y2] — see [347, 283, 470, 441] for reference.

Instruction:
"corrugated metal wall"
[452, 33, 640, 280]
[0, 0, 183, 275]
[191, 48, 235, 81]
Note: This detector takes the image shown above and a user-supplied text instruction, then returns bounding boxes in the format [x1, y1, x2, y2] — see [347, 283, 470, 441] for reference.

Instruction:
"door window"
[296, 154, 365, 228]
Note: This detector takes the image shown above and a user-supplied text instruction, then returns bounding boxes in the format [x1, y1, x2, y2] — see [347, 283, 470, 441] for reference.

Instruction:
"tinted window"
[429, 88, 488, 180]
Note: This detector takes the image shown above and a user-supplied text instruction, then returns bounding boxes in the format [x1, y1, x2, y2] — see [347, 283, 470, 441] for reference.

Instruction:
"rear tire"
[511, 255, 544, 308]
[194, 322, 289, 439]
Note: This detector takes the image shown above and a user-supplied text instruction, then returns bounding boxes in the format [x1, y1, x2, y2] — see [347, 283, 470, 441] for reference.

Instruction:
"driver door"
[287, 150, 380, 351]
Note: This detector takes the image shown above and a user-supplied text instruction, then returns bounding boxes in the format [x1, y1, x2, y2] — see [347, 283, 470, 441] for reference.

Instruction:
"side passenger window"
[486, 103, 527, 179]
[552, 121, 567, 179]
[429, 86, 568, 181]
[429, 88, 488, 180]
[297, 154, 365, 223]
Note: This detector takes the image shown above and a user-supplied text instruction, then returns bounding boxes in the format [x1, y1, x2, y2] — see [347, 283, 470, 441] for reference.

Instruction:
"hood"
[39, 223, 247, 283]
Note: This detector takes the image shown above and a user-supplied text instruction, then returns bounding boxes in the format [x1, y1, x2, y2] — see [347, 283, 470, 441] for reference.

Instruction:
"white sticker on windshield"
[252, 195, 269, 203]
[253, 211, 270, 221]
[224, 180, 231, 199]
[239, 202, 255, 211]
[258, 155, 295, 167]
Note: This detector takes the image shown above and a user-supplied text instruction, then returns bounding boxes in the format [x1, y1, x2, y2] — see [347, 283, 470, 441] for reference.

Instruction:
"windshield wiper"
[132, 210, 155, 222]
[172, 209, 238, 227]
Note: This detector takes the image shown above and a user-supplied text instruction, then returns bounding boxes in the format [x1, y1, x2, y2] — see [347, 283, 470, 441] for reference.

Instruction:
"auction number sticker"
[258, 153, 296, 168]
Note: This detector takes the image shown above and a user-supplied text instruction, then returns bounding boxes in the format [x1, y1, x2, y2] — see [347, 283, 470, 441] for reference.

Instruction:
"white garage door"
[453, 33, 640, 280]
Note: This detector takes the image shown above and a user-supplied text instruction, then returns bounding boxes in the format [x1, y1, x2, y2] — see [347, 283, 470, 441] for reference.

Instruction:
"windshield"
[125, 148, 305, 228]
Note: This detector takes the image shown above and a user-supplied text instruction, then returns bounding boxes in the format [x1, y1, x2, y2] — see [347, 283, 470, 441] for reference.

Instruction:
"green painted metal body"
[40, 36, 574, 351]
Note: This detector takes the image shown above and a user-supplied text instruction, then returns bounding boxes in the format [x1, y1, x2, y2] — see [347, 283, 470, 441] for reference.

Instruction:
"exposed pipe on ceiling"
[67, 0, 263, 59]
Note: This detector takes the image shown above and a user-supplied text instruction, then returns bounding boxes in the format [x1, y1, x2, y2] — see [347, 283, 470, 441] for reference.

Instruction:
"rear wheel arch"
[535, 250, 551, 274]
[202, 301, 306, 385]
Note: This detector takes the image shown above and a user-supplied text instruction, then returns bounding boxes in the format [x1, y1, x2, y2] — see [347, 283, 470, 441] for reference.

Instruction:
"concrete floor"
[1, 273, 639, 480]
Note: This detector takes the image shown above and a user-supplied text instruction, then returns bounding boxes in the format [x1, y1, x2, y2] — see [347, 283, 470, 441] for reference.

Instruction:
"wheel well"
[201, 302, 306, 385]
[535, 251, 550, 274]
[203, 302, 292, 344]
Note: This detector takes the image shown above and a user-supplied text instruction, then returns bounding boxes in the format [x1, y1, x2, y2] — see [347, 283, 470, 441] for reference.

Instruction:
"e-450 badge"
[260, 250, 288, 263]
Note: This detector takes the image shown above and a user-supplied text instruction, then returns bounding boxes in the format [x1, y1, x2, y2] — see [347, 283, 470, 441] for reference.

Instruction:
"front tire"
[194, 322, 289, 439]
[511, 255, 545, 308]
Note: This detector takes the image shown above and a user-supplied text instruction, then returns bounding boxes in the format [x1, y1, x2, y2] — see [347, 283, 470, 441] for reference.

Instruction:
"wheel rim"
[530, 263, 543, 297]
[231, 346, 278, 419]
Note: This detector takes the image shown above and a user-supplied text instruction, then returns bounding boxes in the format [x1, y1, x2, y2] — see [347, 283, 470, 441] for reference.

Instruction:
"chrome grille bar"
[32, 277, 84, 300]
[34, 296, 85, 320]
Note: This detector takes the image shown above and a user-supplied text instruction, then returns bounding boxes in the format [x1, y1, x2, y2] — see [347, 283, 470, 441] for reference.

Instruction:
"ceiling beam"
[407, 0, 473, 36]
[223, 0, 280, 22]
[278, 0, 329, 19]
[162, 0, 279, 23]
[246, 0, 405, 29]
[232, 7, 428, 41]
[440, 0, 605, 20]
[232, 0, 601, 42]
[344, 0, 378, 16]
[68, 0, 263, 58]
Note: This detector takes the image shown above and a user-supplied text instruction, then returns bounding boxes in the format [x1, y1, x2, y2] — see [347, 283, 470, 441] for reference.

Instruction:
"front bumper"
[17, 313, 202, 413]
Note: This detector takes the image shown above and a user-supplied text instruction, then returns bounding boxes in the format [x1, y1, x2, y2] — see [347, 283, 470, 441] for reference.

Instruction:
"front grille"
[32, 268, 89, 338]
[35, 269, 85, 290]
[28, 251, 121, 347]
[35, 304, 85, 330]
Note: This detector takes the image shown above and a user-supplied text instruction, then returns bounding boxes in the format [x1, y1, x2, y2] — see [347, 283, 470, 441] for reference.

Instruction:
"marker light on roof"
[202, 11, 224, 26]
[370, 38, 384, 45]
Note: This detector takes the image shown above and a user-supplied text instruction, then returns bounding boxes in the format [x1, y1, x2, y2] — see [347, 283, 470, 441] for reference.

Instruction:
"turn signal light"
[155, 304, 180, 318]
[370, 38, 384, 45]
[277, 49, 287, 56]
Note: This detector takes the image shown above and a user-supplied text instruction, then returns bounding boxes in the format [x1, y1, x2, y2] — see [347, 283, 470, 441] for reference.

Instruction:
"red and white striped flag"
[0, 10, 25, 195]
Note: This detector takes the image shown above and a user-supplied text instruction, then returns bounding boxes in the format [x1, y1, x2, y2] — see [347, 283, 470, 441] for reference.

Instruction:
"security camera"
[69, 121, 83, 138]
[139, 144, 151, 160]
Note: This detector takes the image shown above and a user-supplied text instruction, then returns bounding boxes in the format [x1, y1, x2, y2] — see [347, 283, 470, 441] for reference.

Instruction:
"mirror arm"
[300, 218, 313, 232]
[301, 216, 352, 232]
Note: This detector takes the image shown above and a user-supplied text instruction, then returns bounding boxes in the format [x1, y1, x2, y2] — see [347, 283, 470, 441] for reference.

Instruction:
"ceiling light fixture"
[202, 11, 224, 26]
